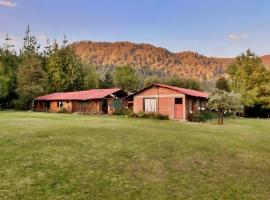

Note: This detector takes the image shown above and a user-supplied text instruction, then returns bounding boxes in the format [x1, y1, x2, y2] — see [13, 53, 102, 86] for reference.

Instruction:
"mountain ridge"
[72, 41, 270, 80]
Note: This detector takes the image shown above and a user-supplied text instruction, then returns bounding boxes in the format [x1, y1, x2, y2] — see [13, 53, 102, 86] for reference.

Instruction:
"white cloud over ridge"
[0, 0, 16, 7]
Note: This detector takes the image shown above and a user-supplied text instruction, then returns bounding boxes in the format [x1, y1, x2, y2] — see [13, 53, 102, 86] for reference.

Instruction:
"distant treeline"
[0, 26, 201, 110]
[1, 26, 269, 117]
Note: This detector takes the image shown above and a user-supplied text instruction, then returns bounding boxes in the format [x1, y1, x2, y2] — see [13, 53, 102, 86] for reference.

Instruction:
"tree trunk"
[217, 111, 224, 125]
[218, 112, 221, 125]
[220, 112, 224, 125]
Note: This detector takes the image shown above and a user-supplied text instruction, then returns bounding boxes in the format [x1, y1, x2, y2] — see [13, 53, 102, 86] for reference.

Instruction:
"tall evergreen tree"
[43, 38, 52, 57]
[46, 43, 83, 92]
[82, 64, 99, 89]
[99, 71, 114, 88]
[3, 34, 15, 53]
[0, 61, 10, 100]
[0, 36, 19, 108]
[14, 25, 47, 109]
[21, 25, 40, 56]
[16, 56, 48, 110]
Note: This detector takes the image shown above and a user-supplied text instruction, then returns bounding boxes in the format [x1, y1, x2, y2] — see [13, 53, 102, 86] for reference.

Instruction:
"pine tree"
[43, 38, 52, 57]
[82, 64, 99, 89]
[46, 43, 83, 92]
[16, 56, 48, 110]
[99, 71, 114, 88]
[13, 26, 47, 109]
[3, 34, 15, 53]
[0, 61, 10, 100]
[21, 25, 40, 56]
[0, 37, 19, 108]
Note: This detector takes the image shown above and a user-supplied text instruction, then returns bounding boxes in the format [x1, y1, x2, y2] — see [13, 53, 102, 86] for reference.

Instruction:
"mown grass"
[0, 111, 270, 200]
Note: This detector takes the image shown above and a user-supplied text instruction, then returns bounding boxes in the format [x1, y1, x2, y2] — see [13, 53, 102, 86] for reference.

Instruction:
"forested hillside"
[73, 41, 270, 81]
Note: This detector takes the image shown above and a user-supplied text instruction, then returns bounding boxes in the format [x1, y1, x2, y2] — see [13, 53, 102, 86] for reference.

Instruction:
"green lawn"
[0, 112, 270, 200]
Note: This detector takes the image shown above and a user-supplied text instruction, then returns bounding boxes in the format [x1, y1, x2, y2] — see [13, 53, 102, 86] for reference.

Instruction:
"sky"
[0, 0, 270, 57]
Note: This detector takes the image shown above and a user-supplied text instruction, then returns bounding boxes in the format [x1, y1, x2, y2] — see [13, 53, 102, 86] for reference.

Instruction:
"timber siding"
[133, 84, 208, 121]
[34, 88, 127, 115]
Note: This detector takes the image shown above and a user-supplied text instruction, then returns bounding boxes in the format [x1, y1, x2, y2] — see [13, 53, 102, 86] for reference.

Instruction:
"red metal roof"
[125, 83, 208, 99]
[154, 83, 208, 98]
[35, 88, 122, 101]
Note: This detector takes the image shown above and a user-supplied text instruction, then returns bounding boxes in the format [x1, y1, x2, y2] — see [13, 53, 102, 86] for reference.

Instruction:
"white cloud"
[228, 33, 248, 41]
[0, 0, 16, 7]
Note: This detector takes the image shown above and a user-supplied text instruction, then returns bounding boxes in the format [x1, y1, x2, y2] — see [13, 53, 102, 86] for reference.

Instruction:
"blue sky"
[0, 0, 270, 57]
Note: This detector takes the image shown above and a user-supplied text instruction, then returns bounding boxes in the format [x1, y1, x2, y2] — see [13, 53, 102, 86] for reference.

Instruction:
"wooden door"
[174, 98, 183, 120]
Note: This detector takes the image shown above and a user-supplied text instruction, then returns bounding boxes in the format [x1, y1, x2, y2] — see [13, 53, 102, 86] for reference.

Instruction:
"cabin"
[129, 83, 208, 121]
[34, 88, 127, 114]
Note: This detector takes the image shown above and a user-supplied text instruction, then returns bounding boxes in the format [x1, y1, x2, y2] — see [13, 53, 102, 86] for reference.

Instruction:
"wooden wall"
[35, 98, 125, 115]
[133, 86, 186, 120]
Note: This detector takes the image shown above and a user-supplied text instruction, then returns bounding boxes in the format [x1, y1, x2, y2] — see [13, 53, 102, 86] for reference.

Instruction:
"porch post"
[183, 95, 186, 121]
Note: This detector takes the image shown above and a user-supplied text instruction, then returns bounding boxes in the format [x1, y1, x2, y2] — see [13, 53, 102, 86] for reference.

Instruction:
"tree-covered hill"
[72, 41, 270, 81]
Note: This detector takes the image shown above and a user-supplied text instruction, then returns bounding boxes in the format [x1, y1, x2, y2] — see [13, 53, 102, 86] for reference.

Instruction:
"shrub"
[128, 111, 169, 120]
[190, 110, 216, 122]
[58, 107, 68, 113]
[190, 113, 203, 122]
[113, 108, 132, 116]
[154, 113, 169, 120]
[137, 111, 150, 118]
[113, 109, 125, 115]
[13, 99, 27, 110]
[200, 110, 216, 120]
[224, 111, 233, 117]
[127, 111, 138, 118]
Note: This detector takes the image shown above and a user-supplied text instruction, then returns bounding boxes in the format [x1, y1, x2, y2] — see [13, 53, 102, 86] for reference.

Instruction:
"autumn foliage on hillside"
[73, 41, 270, 81]
[72, 41, 233, 80]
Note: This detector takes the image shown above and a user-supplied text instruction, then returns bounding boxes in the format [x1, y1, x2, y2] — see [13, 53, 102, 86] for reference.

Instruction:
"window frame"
[143, 98, 157, 112]
[175, 98, 183, 105]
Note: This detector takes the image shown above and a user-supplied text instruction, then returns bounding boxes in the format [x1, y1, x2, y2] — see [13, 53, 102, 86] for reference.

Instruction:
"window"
[175, 98, 182, 104]
[57, 101, 64, 108]
[144, 98, 157, 112]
